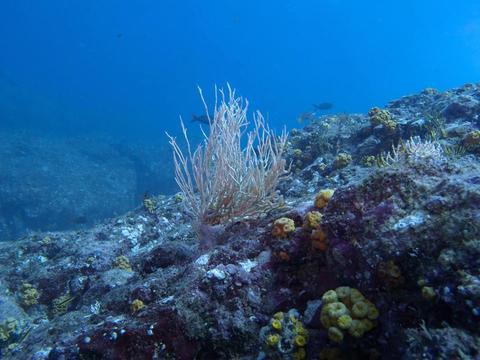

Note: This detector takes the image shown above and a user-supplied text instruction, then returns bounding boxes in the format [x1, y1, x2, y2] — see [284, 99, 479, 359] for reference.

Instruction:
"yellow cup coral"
[271, 318, 282, 330]
[295, 324, 309, 338]
[322, 290, 338, 304]
[130, 299, 145, 313]
[335, 287, 351, 305]
[352, 301, 369, 318]
[337, 314, 353, 329]
[368, 107, 396, 131]
[348, 319, 365, 338]
[262, 308, 309, 358]
[304, 211, 323, 229]
[273, 311, 284, 320]
[266, 334, 280, 346]
[328, 326, 344, 343]
[325, 302, 348, 319]
[295, 335, 307, 347]
[320, 287, 379, 343]
[314, 189, 335, 209]
[113, 255, 132, 271]
[272, 217, 296, 238]
[349, 288, 365, 304]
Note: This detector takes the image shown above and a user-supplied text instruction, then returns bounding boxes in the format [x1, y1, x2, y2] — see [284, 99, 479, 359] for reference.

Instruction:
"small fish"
[313, 102, 334, 111]
[191, 114, 212, 125]
[116, 33, 123, 39]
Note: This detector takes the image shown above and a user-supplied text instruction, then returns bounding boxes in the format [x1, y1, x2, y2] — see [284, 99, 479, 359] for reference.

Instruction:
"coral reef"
[259, 309, 309, 359]
[320, 287, 379, 343]
[0, 84, 479, 359]
[368, 107, 397, 131]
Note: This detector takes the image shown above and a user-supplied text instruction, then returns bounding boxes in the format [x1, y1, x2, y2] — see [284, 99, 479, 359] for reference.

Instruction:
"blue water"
[1, 0, 479, 139]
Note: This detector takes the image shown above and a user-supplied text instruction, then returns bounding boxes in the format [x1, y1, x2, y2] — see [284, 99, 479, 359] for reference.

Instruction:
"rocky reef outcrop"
[0, 134, 176, 241]
[0, 83, 479, 359]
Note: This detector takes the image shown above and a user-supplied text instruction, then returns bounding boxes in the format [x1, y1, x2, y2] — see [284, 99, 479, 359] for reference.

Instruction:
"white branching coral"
[379, 136, 445, 167]
[167, 85, 288, 225]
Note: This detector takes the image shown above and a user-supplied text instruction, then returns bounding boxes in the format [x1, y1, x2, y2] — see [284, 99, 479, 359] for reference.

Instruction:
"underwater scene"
[1, 1, 480, 359]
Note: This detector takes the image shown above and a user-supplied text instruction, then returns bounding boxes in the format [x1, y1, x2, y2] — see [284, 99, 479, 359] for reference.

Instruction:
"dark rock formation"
[0, 133, 176, 241]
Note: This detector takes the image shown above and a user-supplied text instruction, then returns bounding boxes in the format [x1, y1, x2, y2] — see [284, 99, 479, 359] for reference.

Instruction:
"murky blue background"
[1, 0, 479, 138]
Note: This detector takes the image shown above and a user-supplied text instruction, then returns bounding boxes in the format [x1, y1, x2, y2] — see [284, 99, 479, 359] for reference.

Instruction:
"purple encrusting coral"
[1, 83, 480, 359]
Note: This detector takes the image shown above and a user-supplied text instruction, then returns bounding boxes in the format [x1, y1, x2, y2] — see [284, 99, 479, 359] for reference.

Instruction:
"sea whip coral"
[167, 85, 289, 227]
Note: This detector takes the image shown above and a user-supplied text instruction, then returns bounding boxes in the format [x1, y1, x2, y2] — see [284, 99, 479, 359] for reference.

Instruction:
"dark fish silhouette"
[313, 102, 334, 111]
[191, 114, 212, 125]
